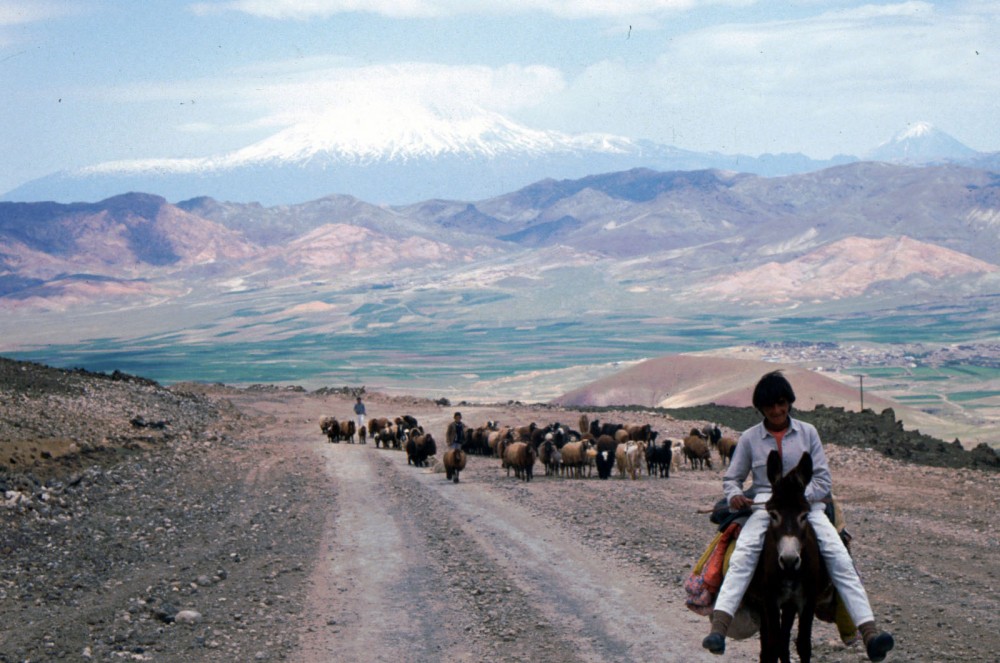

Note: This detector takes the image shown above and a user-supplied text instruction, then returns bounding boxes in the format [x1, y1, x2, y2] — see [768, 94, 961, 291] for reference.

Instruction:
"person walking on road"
[353, 396, 366, 432]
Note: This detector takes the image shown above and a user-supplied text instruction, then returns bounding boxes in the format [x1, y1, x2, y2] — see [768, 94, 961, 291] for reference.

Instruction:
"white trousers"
[713, 502, 874, 627]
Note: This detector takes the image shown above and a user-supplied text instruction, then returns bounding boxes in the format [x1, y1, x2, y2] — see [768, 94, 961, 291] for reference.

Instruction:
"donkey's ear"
[796, 452, 813, 485]
[766, 449, 783, 485]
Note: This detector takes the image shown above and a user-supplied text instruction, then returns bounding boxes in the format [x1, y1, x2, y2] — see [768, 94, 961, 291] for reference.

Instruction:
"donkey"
[443, 447, 466, 484]
[747, 451, 830, 663]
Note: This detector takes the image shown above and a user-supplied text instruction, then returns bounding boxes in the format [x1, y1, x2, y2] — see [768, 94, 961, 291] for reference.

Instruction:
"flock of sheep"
[320, 413, 738, 484]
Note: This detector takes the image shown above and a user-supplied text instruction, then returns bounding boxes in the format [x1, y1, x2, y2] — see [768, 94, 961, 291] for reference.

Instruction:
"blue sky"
[1, 0, 998, 195]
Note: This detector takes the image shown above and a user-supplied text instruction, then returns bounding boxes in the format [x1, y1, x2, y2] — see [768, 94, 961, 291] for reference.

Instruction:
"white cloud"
[189, 0, 751, 20]
[88, 60, 566, 139]
[535, 0, 1000, 155]
[258, 61, 565, 115]
[0, 0, 79, 26]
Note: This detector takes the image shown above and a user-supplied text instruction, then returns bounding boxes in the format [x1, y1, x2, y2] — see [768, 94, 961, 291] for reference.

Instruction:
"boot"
[702, 610, 732, 655]
[859, 621, 895, 662]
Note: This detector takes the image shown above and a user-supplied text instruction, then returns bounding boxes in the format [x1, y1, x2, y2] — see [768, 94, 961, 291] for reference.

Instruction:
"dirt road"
[297, 435, 728, 662]
[3, 375, 996, 662]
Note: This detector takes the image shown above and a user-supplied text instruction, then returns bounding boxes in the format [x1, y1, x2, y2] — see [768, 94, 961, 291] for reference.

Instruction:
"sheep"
[320, 417, 340, 443]
[502, 441, 537, 481]
[595, 434, 617, 480]
[584, 446, 597, 478]
[488, 426, 514, 457]
[538, 434, 562, 477]
[375, 423, 397, 449]
[615, 441, 643, 480]
[515, 422, 537, 442]
[373, 424, 396, 449]
[645, 438, 673, 478]
[626, 423, 654, 442]
[531, 423, 567, 449]
[406, 432, 437, 467]
[670, 438, 684, 471]
[598, 422, 624, 437]
[467, 421, 497, 456]
[614, 428, 630, 446]
[699, 423, 723, 448]
[578, 414, 589, 439]
[628, 441, 645, 479]
[368, 417, 391, 438]
[339, 419, 356, 443]
[443, 448, 467, 483]
[683, 433, 713, 470]
[559, 440, 589, 478]
[717, 436, 737, 466]
[390, 422, 416, 450]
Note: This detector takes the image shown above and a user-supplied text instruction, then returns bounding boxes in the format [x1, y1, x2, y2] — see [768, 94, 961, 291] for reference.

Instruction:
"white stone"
[174, 609, 202, 624]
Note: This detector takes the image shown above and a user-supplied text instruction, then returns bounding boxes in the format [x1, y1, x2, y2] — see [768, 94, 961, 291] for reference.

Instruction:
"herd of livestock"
[320, 413, 738, 483]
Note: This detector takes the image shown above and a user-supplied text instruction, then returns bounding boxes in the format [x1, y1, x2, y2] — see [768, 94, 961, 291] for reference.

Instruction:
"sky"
[1, 0, 998, 195]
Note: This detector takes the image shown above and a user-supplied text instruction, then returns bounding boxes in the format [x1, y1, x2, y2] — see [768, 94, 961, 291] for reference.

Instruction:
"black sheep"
[595, 434, 617, 479]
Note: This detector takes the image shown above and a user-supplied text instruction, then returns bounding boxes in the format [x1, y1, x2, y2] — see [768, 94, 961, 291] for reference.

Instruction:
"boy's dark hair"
[752, 370, 796, 412]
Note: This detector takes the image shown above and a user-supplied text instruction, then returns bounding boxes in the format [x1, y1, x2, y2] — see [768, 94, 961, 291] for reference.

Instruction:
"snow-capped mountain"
[2, 105, 852, 206]
[82, 107, 639, 174]
[867, 121, 978, 163]
[1, 107, 987, 206]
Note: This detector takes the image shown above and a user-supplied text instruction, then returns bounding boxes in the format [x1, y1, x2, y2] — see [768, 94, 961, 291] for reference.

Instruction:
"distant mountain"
[3, 106, 860, 206]
[2, 162, 997, 318]
[867, 121, 979, 163]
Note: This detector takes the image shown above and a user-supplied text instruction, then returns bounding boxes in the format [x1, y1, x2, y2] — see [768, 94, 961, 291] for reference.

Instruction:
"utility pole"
[859, 375, 865, 411]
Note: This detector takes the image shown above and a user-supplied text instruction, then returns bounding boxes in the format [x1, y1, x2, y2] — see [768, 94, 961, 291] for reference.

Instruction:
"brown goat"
[559, 440, 589, 478]
[626, 423, 654, 442]
[502, 441, 537, 481]
[488, 426, 514, 457]
[443, 448, 467, 483]
[717, 436, 737, 466]
[339, 419, 356, 443]
[515, 422, 537, 442]
[683, 434, 713, 470]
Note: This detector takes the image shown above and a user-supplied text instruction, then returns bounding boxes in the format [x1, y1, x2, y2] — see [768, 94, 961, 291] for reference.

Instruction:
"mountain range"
[5, 109, 996, 206]
[1, 162, 997, 325]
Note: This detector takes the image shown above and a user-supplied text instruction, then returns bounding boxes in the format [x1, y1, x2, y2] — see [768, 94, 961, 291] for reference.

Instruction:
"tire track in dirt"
[296, 442, 461, 663]
[299, 434, 735, 662]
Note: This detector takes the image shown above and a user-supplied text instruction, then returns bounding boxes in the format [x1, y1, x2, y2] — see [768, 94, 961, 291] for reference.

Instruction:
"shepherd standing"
[446, 412, 465, 450]
[353, 396, 366, 431]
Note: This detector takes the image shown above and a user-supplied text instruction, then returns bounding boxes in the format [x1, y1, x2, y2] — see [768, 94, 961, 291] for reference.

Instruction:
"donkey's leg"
[796, 606, 816, 663]
[759, 602, 781, 663]
[778, 606, 796, 663]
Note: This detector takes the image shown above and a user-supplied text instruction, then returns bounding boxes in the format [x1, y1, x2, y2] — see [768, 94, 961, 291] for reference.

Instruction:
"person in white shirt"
[353, 396, 366, 431]
[702, 371, 894, 662]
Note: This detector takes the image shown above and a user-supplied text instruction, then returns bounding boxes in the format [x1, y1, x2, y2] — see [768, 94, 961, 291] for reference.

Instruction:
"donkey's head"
[765, 451, 814, 571]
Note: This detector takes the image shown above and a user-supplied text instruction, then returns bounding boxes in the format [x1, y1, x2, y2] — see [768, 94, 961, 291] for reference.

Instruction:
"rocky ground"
[1, 357, 998, 662]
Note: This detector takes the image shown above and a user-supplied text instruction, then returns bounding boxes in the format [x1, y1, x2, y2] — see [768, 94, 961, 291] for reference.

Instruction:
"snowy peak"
[898, 121, 936, 139]
[229, 105, 635, 165]
[867, 121, 978, 163]
[85, 105, 637, 176]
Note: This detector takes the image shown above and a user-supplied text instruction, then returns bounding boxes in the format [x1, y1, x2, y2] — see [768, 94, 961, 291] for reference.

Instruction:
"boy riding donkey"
[702, 371, 895, 662]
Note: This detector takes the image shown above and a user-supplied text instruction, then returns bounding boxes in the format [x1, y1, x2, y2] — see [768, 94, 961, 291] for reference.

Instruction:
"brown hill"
[551, 354, 893, 413]
[698, 235, 997, 304]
